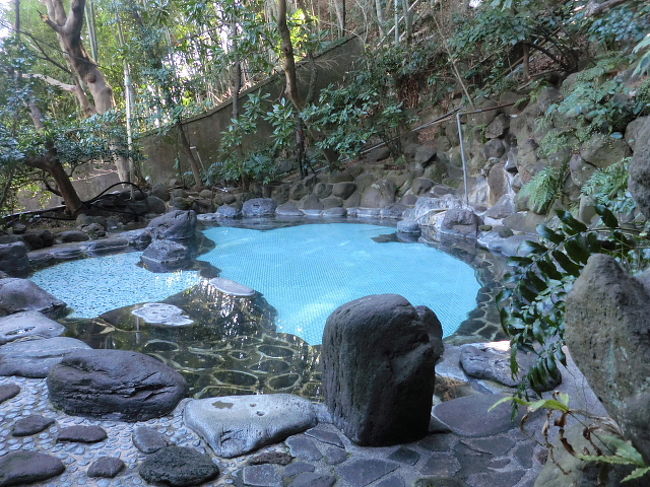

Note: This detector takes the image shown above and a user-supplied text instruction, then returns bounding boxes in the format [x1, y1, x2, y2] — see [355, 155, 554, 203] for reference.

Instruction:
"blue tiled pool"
[32, 223, 480, 345]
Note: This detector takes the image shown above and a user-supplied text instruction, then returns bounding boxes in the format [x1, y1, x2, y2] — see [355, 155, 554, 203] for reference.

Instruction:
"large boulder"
[21, 230, 54, 251]
[0, 311, 65, 346]
[185, 394, 318, 458]
[242, 198, 277, 218]
[322, 294, 443, 445]
[629, 117, 650, 218]
[440, 209, 481, 239]
[47, 349, 187, 421]
[565, 255, 650, 462]
[0, 242, 29, 277]
[332, 182, 357, 199]
[0, 278, 66, 318]
[360, 179, 396, 208]
[140, 240, 192, 273]
[0, 336, 90, 377]
[146, 195, 167, 214]
[146, 210, 197, 242]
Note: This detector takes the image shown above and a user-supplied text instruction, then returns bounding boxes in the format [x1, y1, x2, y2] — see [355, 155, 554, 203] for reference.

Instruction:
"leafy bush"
[581, 158, 635, 214]
[518, 165, 567, 214]
[498, 208, 648, 396]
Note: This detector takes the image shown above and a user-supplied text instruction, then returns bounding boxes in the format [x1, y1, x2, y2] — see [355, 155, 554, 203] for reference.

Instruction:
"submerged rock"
[139, 446, 219, 486]
[184, 394, 318, 458]
[322, 294, 443, 445]
[131, 303, 193, 327]
[0, 336, 90, 377]
[0, 451, 65, 486]
[0, 278, 67, 318]
[47, 349, 187, 421]
[0, 311, 65, 345]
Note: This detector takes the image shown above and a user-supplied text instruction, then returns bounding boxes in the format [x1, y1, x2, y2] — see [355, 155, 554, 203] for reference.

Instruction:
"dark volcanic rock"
[140, 239, 192, 272]
[11, 415, 55, 436]
[57, 230, 89, 243]
[57, 425, 107, 443]
[0, 383, 20, 404]
[47, 349, 187, 421]
[0, 311, 65, 345]
[0, 451, 65, 486]
[87, 457, 125, 478]
[0, 242, 30, 277]
[565, 254, 650, 463]
[21, 230, 54, 251]
[0, 279, 67, 318]
[322, 294, 443, 445]
[147, 210, 197, 242]
[133, 426, 170, 453]
[139, 446, 219, 486]
[0, 336, 91, 377]
[242, 198, 277, 217]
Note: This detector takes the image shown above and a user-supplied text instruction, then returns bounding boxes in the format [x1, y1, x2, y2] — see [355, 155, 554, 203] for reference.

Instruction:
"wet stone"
[415, 478, 466, 487]
[283, 462, 315, 477]
[461, 436, 515, 456]
[338, 459, 400, 487]
[0, 451, 65, 486]
[247, 450, 293, 466]
[324, 446, 347, 465]
[285, 435, 322, 461]
[514, 442, 535, 469]
[11, 415, 55, 437]
[305, 427, 344, 447]
[418, 434, 457, 451]
[377, 476, 406, 487]
[388, 446, 420, 465]
[57, 425, 107, 443]
[132, 426, 170, 453]
[420, 452, 461, 477]
[431, 394, 521, 437]
[466, 470, 525, 487]
[87, 457, 125, 478]
[242, 464, 281, 487]
[139, 446, 219, 487]
[0, 383, 19, 404]
[289, 472, 336, 487]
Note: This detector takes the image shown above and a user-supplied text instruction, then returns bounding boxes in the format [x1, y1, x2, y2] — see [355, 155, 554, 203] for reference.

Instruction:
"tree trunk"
[25, 150, 83, 215]
[41, 0, 130, 182]
[278, 0, 307, 176]
[230, 9, 242, 121]
[375, 0, 385, 37]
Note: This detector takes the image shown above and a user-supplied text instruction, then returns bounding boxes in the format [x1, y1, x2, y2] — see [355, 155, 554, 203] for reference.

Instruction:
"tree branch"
[64, 0, 86, 37]
[26, 73, 76, 91]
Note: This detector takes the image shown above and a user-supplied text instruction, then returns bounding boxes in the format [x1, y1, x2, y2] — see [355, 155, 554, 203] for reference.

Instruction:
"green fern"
[519, 165, 566, 214]
[581, 158, 635, 214]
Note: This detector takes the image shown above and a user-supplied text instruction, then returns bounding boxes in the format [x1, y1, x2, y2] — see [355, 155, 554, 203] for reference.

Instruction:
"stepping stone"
[87, 457, 125, 478]
[388, 447, 420, 465]
[184, 394, 317, 458]
[242, 464, 281, 487]
[305, 427, 344, 447]
[289, 472, 336, 487]
[466, 470, 525, 486]
[0, 451, 65, 486]
[207, 277, 256, 297]
[57, 425, 107, 443]
[419, 452, 461, 477]
[248, 451, 293, 466]
[132, 426, 170, 453]
[139, 446, 219, 487]
[338, 459, 399, 487]
[415, 479, 466, 487]
[0, 337, 90, 377]
[459, 343, 534, 387]
[286, 436, 322, 461]
[461, 436, 515, 456]
[324, 446, 347, 465]
[377, 476, 406, 487]
[12, 415, 55, 436]
[0, 310, 65, 345]
[431, 393, 522, 437]
[284, 462, 315, 477]
[0, 383, 19, 404]
[131, 303, 193, 327]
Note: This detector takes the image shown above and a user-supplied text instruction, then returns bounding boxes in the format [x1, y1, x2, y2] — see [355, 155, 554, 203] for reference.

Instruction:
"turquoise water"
[32, 252, 201, 318]
[31, 223, 480, 345]
[202, 224, 480, 344]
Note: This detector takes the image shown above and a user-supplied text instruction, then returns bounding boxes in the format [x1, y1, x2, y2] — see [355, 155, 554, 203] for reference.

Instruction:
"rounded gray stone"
[0, 337, 90, 377]
[131, 303, 193, 327]
[0, 311, 65, 345]
[0, 451, 65, 486]
[57, 425, 107, 443]
[139, 446, 219, 487]
[11, 415, 55, 437]
[87, 457, 125, 478]
[132, 426, 170, 454]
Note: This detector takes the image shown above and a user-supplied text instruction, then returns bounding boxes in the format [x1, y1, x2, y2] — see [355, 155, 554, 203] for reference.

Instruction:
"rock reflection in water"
[61, 280, 322, 401]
